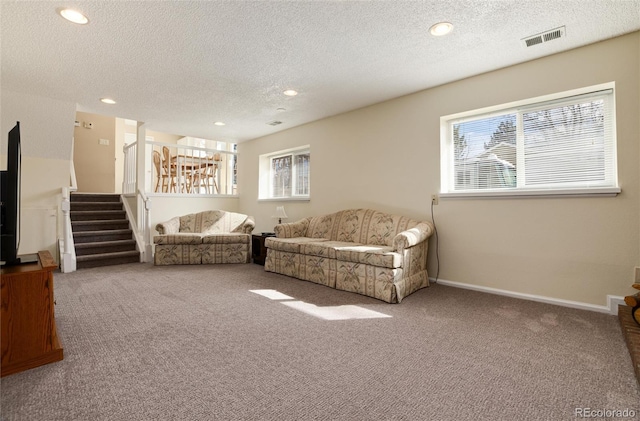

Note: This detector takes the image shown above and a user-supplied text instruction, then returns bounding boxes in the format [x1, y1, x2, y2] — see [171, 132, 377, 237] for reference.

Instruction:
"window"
[259, 146, 310, 200]
[440, 83, 619, 197]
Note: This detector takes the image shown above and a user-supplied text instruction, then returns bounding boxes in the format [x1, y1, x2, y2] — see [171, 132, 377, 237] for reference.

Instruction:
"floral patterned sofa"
[154, 210, 255, 265]
[264, 208, 434, 303]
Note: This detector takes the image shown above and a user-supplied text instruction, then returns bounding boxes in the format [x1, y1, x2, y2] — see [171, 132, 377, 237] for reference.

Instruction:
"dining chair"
[161, 146, 178, 193]
[152, 150, 163, 192]
[188, 158, 217, 194]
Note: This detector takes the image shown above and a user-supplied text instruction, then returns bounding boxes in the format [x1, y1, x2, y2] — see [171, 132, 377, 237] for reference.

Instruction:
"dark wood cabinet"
[1, 250, 63, 377]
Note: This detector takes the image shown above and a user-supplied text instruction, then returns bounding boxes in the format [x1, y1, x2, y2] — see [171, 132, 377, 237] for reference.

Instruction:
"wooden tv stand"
[1, 250, 63, 377]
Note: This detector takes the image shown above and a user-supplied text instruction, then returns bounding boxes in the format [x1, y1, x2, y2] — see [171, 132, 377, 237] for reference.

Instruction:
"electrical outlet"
[635, 266, 640, 283]
[99, 139, 110, 146]
[431, 194, 439, 205]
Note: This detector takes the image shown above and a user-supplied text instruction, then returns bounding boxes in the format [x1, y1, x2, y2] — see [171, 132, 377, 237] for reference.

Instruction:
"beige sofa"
[154, 210, 255, 265]
[264, 208, 434, 303]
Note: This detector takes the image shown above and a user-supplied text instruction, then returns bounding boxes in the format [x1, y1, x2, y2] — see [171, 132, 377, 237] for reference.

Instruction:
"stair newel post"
[136, 190, 152, 263]
[135, 122, 147, 195]
[135, 122, 153, 262]
[144, 195, 152, 262]
[60, 188, 76, 273]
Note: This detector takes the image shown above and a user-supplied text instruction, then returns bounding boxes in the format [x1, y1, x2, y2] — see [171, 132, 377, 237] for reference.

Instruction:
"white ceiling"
[2, 1, 639, 143]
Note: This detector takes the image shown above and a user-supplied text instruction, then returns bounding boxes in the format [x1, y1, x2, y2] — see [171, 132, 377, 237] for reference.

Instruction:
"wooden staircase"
[70, 193, 140, 269]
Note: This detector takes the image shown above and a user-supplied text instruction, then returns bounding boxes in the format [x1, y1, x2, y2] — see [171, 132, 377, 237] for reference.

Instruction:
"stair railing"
[123, 142, 137, 195]
[140, 189, 152, 261]
[122, 188, 152, 263]
[60, 159, 78, 273]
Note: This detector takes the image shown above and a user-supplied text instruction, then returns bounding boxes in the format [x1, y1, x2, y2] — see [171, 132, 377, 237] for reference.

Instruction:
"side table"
[252, 234, 272, 265]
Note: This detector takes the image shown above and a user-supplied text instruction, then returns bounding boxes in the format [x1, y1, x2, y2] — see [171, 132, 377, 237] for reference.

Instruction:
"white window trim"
[258, 145, 311, 201]
[439, 82, 619, 199]
[440, 187, 620, 200]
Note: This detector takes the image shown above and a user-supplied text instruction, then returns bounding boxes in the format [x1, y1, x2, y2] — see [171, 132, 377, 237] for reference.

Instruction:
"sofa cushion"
[306, 213, 338, 240]
[202, 233, 250, 244]
[302, 209, 424, 246]
[333, 209, 369, 243]
[300, 241, 363, 259]
[265, 237, 327, 253]
[153, 233, 203, 245]
[200, 211, 251, 234]
[174, 210, 251, 234]
[335, 245, 402, 269]
[299, 241, 401, 269]
[178, 213, 199, 233]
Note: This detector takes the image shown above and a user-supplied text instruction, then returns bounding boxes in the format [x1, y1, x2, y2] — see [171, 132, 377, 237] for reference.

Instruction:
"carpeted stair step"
[70, 193, 122, 203]
[70, 210, 127, 221]
[71, 201, 124, 211]
[69, 193, 141, 269]
[73, 229, 134, 244]
[76, 250, 140, 269]
[72, 219, 131, 232]
[75, 239, 137, 256]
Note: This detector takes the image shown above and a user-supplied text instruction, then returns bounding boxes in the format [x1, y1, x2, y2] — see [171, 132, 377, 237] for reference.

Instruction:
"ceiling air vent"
[266, 120, 282, 126]
[522, 26, 565, 48]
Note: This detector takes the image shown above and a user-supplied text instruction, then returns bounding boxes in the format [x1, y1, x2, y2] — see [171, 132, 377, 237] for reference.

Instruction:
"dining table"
[170, 154, 219, 193]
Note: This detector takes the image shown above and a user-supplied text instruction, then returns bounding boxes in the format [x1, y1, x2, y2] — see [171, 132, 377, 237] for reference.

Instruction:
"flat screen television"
[1, 122, 21, 266]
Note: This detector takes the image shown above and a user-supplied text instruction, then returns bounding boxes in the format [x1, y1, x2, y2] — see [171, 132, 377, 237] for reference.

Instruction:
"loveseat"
[154, 210, 255, 265]
[264, 208, 434, 303]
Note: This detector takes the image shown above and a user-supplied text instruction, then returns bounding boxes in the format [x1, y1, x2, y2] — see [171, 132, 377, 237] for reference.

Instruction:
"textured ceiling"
[2, 1, 639, 143]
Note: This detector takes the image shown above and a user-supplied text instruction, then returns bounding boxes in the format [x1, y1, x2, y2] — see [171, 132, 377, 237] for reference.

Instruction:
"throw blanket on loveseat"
[264, 208, 434, 303]
[154, 210, 255, 265]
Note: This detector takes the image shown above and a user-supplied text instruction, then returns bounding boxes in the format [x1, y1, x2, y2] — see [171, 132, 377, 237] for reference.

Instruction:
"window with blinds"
[440, 83, 618, 197]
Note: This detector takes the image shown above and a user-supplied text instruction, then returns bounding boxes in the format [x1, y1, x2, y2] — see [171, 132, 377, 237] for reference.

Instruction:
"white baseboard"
[431, 278, 625, 315]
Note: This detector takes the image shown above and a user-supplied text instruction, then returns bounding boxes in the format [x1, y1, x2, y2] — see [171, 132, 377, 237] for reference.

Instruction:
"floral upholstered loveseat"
[264, 208, 434, 303]
[154, 210, 255, 265]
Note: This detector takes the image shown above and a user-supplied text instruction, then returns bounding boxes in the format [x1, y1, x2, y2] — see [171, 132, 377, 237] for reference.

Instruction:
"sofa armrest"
[241, 216, 256, 234]
[274, 217, 311, 238]
[392, 222, 434, 250]
[155, 216, 181, 235]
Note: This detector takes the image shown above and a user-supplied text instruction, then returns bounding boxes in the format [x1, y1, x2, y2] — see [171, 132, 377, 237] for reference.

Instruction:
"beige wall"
[238, 32, 640, 307]
[78, 114, 183, 194]
[0, 90, 76, 257]
[74, 111, 116, 193]
[147, 129, 181, 144]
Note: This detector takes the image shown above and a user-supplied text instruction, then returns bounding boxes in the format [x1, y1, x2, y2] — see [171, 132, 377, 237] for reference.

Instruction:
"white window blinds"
[441, 84, 617, 196]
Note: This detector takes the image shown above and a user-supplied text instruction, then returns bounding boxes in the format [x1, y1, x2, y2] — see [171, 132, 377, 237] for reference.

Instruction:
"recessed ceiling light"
[214, 121, 226, 126]
[58, 8, 89, 25]
[100, 98, 116, 104]
[430, 22, 453, 36]
[283, 90, 298, 97]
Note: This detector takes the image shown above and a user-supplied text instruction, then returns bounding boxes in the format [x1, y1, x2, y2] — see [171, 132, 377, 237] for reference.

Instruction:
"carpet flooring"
[1, 262, 639, 420]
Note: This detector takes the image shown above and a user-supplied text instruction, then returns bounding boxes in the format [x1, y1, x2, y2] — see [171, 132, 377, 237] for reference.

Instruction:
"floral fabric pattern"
[265, 237, 324, 253]
[154, 210, 255, 265]
[153, 233, 203, 245]
[202, 234, 250, 245]
[201, 243, 248, 264]
[264, 208, 434, 303]
[307, 214, 335, 239]
[274, 218, 311, 238]
[154, 245, 202, 265]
